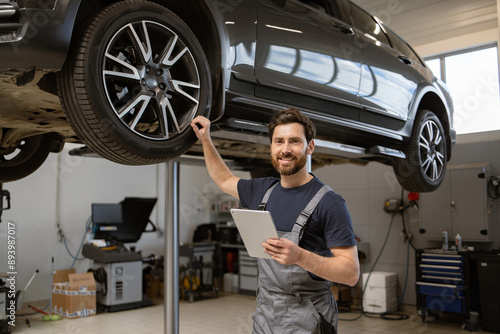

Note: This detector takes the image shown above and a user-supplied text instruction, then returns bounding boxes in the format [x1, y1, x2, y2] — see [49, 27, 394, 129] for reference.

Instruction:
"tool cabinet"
[415, 249, 478, 322]
[415, 249, 479, 322]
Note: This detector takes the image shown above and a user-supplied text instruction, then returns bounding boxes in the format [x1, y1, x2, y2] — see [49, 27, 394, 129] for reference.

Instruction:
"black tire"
[58, 0, 211, 165]
[393, 110, 447, 192]
[0, 133, 56, 183]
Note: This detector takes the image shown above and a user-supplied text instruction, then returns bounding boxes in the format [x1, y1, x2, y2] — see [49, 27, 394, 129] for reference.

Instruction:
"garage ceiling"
[352, 0, 498, 48]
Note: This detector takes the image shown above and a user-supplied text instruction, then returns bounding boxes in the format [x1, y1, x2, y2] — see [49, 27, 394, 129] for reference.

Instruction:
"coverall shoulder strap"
[292, 185, 333, 239]
[258, 181, 279, 211]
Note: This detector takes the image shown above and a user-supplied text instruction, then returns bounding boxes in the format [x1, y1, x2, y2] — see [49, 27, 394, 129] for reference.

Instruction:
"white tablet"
[230, 209, 279, 259]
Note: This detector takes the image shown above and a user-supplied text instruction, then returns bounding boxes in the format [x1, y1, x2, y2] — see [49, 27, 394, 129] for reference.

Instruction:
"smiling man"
[270, 121, 311, 177]
[191, 108, 359, 334]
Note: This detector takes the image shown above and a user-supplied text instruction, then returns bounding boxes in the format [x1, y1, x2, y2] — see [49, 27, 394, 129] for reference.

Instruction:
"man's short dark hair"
[268, 108, 316, 143]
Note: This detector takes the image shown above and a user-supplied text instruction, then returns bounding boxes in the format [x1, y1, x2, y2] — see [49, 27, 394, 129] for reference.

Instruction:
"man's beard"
[272, 152, 308, 176]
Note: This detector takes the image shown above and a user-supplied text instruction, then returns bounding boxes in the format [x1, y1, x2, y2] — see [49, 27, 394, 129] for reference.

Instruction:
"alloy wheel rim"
[418, 119, 445, 181]
[102, 20, 201, 141]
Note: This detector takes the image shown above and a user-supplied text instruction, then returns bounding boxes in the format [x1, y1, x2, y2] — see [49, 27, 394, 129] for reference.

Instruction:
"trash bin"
[472, 253, 500, 333]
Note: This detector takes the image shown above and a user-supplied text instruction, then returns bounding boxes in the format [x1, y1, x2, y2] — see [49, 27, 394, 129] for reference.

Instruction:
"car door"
[254, 0, 362, 120]
[339, 0, 421, 130]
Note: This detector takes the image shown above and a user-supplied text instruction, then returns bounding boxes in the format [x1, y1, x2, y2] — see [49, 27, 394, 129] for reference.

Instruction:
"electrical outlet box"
[383, 199, 402, 213]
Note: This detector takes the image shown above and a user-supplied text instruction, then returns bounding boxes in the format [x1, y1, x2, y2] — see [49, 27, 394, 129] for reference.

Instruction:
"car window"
[384, 27, 424, 66]
[298, 0, 342, 19]
[301, 0, 326, 13]
[339, 0, 391, 47]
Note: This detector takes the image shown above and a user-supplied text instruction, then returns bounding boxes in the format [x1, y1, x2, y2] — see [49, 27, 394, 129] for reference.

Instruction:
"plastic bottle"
[455, 233, 462, 251]
[86, 226, 95, 243]
[442, 230, 448, 250]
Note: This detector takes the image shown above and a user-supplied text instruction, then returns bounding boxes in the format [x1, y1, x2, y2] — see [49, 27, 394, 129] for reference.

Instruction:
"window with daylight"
[425, 45, 500, 134]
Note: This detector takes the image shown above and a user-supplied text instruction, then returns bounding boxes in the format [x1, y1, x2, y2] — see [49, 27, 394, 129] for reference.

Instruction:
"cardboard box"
[52, 269, 96, 318]
[362, 272, 397, 301]
[362, 272, 397, 288]
[362, 272, 398, 313]
[363, 285, 397, 301]
[144, 274, 161, 298]
[363, 297, 398, 313]
[331, 284, 351, 303]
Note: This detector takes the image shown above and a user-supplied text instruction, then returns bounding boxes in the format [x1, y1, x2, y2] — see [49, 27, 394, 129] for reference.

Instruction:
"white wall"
[346, 0, 500, 307]
[1, 134, 499, 306]
[314, 161, 420, 306]
[314, 130, 500, 306]
[0, 146, 237, 303]
[2, 0, 499, 308]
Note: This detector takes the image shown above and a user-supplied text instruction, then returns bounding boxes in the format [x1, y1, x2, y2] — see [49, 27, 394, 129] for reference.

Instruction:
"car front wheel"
[393, 110, 447, 192]
[58, 0, 211, 165]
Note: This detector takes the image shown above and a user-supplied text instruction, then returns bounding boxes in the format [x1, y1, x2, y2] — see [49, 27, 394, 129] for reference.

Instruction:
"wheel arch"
[153, 0, 228, 121]
[414, 89, 453, 161]
[70, 0, 228, 122]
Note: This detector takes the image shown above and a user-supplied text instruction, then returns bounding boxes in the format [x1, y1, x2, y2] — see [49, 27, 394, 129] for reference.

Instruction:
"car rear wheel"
[393, 110, 447, 192]
[0, 133, 56, 183]
[58, 0, 211, 165]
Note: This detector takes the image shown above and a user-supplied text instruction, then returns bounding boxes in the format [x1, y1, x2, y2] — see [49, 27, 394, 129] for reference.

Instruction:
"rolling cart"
[415, 249, 479, 323]
[179, 242, 221, 302]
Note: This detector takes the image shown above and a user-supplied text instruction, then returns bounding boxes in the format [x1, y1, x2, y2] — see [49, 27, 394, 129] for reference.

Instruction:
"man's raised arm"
[191, 116, 240, 198]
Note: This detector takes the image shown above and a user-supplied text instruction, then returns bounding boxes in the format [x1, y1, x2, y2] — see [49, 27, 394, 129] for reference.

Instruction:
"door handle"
[398, 55, 413, 66]
[332, 23, 354, 35]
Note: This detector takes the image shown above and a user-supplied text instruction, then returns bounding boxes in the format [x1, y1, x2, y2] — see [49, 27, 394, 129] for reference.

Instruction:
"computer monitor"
[91, 197, 157, 243]
[120, 197, 157, 242]
[91, 203, 123, 235]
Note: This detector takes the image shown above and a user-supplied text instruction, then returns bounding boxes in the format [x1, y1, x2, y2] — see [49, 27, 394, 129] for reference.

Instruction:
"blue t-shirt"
[237, 176, 356, 258]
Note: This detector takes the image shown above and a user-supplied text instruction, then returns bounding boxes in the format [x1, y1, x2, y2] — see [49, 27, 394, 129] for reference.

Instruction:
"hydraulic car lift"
[164, 161, 179, 334]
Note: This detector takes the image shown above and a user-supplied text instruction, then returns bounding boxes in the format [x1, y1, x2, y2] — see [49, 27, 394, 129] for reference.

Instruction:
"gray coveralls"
[252, 184, 338, 334]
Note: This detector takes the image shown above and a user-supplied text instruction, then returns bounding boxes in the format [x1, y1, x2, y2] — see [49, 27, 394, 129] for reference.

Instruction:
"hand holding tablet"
[230, 209, 279, 259]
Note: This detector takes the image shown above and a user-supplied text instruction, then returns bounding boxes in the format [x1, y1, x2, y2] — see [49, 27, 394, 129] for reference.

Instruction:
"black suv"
[0, 0, 454, 192]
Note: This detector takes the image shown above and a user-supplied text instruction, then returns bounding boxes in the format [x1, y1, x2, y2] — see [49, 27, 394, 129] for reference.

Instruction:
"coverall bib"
[252, 184, 338, 334]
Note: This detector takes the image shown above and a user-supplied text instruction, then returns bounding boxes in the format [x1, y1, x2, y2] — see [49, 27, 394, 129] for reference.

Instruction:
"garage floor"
[11, 294, 485, 333]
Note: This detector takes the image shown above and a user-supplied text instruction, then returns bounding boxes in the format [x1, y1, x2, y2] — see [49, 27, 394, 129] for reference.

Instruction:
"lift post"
[164, 161, 180, 334]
